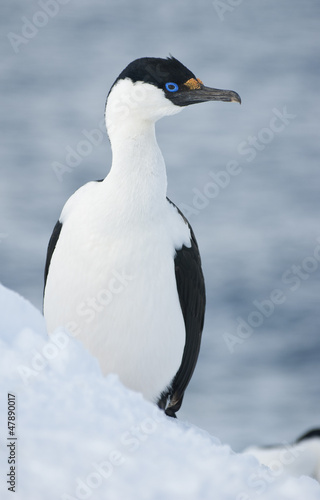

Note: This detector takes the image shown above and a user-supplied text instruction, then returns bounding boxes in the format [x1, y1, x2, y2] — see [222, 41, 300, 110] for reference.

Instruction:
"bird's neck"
[105, 116, 167, 211]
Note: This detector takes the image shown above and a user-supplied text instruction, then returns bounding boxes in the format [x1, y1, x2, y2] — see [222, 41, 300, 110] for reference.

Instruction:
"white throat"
[104, 79, 182, 211]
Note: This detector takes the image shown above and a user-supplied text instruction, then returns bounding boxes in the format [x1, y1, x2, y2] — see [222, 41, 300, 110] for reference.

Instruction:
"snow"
[1, 282, 320, 500]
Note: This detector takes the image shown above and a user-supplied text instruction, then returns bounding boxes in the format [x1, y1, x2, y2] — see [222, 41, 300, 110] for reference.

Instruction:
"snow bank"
[1, 283, 320, 500]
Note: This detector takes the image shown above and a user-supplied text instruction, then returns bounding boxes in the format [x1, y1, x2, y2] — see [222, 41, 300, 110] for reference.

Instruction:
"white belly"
[44, 183, 191, 402]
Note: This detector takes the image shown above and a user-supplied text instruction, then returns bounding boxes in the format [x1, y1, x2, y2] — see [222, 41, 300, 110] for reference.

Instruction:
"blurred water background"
[1, 0, 320, 451]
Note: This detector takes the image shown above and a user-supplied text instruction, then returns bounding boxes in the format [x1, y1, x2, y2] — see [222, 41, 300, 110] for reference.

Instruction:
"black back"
[296, 429, 320, 443]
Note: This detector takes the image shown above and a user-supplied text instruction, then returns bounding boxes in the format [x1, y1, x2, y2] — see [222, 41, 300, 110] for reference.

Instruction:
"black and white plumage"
[43, 56, 240, 417]
[244, 428, 320, 481]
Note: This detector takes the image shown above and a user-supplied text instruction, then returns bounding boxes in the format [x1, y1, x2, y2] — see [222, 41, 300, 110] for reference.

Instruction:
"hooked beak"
[170, 85, 241, 107]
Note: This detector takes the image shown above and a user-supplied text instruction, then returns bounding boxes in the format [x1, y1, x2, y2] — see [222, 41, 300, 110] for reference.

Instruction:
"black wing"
[43, 220, 62, 299]
[158, 199, 206, 417]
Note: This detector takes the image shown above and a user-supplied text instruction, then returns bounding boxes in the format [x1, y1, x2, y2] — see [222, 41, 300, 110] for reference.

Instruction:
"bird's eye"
[165, 82, 179, 92]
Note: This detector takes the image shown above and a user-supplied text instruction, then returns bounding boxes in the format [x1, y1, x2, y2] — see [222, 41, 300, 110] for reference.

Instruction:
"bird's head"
[105, 56, 241, 133]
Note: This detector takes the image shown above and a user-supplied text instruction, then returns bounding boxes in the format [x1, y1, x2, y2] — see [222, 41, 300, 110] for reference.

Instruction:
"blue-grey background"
[1, 0, 319, 451]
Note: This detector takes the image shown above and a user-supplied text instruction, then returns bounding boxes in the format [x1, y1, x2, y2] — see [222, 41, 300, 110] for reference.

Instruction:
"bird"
[43, 56, 240, 417]
[243, 428, 320, 481]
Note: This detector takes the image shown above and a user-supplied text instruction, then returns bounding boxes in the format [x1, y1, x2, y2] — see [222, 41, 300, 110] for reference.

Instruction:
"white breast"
[44, 180, 191, 402]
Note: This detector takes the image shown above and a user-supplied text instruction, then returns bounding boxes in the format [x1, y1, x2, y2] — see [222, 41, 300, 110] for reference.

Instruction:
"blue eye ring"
[165, 82, 179, 92]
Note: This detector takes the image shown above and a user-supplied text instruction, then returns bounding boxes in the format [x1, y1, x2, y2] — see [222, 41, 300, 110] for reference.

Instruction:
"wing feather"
[43, 220, 62, 297]
[159, 199, 206, 417]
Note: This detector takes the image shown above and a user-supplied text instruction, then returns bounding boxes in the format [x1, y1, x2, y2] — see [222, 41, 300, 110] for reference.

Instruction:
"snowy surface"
[1, 283, 320, 500]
